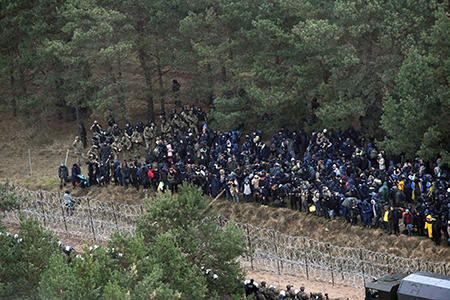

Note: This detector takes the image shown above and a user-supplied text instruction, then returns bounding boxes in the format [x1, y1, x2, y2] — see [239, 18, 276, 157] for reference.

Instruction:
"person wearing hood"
[425, 214, 434, 239]
[378, 182, 390, 205]
[243, 178, 252, 203]
[113, 161, 122, 185]
[63, 190, 76, 216]
[120, 162, 130, 189]
[166, 143, 174, 165]
[360, 200, 372, 228]
[71, 163, 81, 188]
[58, 163, 69, 189]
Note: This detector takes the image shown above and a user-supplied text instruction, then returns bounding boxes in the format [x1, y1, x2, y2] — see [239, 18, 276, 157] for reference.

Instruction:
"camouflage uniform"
[131, 130, 144, 158]
[185, 110, 198, 136]
[73, 136, 85, 165]
[87, 144, 99, 161]
[121, 135, 132, 162]
[110, 138, 123, 162]
[267, 286, 280, 300]
[143, 123, 158, 151]
[170, 114, 187, 133]
[284, 285, 296, 300]
[160, 118, 172, 141]
[297, 287, 309, 300]
[257, 282, 269, 300]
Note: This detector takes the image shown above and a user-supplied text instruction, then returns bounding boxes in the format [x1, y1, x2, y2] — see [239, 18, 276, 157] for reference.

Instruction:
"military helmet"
[197, 106, 202, 112]
[300, 286, 305, 291]
[171, 108, 176, 114]
[75, 136, 79, 139]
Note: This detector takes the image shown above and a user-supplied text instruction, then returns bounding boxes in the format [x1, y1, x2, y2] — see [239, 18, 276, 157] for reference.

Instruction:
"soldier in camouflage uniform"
[110, 137, 123, 162]
[284, 285, 296, 300]
[297, 286, 309, 300]
[185, 109, 198, 136]
[160, 117, 172, 141]
[143, 121, 158, 152]
[87, 144, 100, 161]
[73, 136, 85, 166]
[131, 127, 144, 158]
[171, 113, 187, 134]
[121, 134, 132, 162]
[267, 286, 280, 300]
[256, 281, 268, 300]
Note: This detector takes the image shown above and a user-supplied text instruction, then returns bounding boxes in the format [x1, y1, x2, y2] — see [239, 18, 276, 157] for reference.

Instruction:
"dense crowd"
[58, 105, 450, 246]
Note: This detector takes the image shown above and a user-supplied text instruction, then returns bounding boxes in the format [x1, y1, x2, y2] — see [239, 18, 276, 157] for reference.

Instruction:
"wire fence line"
[3, 186, 141, 242]
[2, 186, 449, 289]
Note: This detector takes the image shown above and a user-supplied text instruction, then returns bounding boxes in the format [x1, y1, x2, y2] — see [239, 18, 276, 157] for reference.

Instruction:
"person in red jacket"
[403, 209, 414, 236]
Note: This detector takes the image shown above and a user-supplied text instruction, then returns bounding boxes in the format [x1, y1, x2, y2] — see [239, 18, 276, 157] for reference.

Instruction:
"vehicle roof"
[365, 273, 408, 292]
[397, 271, 450, 300]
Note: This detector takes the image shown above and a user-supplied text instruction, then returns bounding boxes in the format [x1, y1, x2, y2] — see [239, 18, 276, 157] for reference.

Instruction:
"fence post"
[273, 230, 280, 287]
[28, 149, 32, 177]
[87, 197, 97, 242]
[328, 244, 334, 286]
[305, 249, 310, 280]
[40, 200, 46, 228]
[360, 249, 366, 287]
[246, 225, 253, 271]
[58, 192, 68, 233]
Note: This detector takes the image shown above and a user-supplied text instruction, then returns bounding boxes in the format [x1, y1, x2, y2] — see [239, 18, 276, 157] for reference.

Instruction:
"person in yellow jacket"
[383, 206, 390, 233]
[424, 215, 434, 238]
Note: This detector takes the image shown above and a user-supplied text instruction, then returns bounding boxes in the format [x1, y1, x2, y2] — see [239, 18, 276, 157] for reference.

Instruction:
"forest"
[1, 0, 450, 164]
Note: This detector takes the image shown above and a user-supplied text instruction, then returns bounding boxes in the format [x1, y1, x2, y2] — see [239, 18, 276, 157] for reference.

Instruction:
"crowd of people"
[59, 104, 450, 246]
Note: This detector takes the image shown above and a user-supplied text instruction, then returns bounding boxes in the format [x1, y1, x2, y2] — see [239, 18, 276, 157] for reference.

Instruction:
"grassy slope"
[2, 110, 450, 263]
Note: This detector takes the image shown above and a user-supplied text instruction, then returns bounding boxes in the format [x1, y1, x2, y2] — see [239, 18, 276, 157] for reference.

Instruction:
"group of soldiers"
[244, 279, 341, 300]
[72, 105, 208, 167]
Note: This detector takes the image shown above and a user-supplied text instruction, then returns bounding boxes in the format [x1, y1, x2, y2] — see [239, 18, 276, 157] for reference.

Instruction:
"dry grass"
[214, 199, 450, 263]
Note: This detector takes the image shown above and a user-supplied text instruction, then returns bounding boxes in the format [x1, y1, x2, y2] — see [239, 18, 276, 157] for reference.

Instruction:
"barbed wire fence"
[2, 186, 449, 289]
[2, 186, 141, 243]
